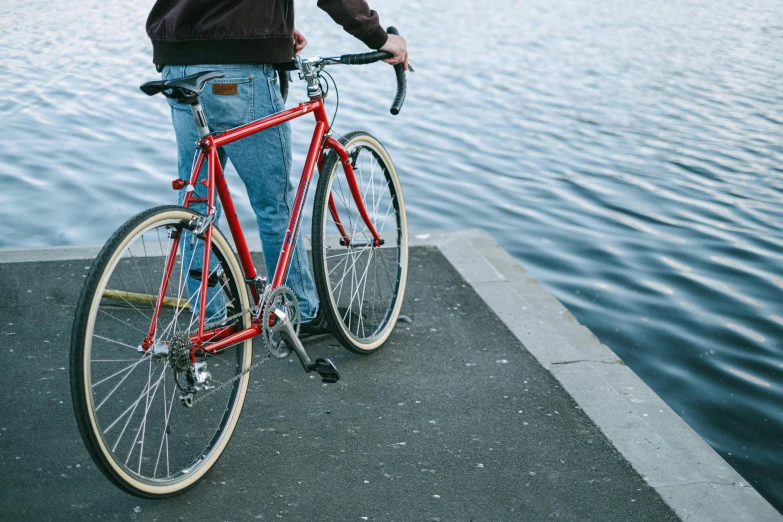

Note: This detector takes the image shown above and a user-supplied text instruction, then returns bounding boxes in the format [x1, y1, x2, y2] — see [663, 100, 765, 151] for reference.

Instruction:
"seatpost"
[190, 103, 210, 139]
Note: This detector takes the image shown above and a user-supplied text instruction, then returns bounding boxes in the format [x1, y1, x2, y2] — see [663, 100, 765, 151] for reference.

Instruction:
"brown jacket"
[146, 0, 388, 65]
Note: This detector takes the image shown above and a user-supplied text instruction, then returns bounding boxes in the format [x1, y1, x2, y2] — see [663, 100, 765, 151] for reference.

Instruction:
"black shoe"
[300, 307, 331, 337]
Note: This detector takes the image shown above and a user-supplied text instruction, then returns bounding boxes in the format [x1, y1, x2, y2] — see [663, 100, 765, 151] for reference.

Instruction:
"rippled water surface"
[2, 0, 782, 510]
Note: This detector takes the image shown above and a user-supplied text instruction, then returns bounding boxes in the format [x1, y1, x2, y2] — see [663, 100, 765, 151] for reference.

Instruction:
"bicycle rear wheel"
[70, 205, 252, 498]
[312, 132, 408, 353]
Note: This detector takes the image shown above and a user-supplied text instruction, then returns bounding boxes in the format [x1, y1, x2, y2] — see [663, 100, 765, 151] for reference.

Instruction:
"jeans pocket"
[202, 77, 253, 131]
[266, 73, 286, 113]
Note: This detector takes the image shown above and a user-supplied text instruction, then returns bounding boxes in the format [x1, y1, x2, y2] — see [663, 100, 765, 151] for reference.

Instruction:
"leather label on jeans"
[212, 83, 238, 95]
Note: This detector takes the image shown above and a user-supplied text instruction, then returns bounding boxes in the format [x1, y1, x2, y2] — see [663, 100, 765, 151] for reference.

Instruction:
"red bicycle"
[70, 29, 409, 498]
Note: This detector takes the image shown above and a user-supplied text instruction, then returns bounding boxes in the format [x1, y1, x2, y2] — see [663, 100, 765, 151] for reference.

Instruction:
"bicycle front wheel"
[70, 206, 253, 498]
[312, 132, 408, 353]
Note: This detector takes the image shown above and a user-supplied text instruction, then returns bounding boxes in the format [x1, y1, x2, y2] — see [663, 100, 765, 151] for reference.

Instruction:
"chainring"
[262, 285, 301, 358]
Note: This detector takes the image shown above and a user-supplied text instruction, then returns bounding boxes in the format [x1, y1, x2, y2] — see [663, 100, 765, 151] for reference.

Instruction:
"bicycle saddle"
[140, 71, 225, 103]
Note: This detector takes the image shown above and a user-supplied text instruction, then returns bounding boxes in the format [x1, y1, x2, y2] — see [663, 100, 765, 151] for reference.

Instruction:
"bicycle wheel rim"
[316, 134, 408, 352]
[74, 208, 252, 496]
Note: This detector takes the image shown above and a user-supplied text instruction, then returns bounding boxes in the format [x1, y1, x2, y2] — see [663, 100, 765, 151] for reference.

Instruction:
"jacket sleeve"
[317, 0, 388, 49]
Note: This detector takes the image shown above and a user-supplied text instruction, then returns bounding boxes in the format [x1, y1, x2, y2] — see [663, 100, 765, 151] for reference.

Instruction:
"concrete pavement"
[0, 231, 777, 521]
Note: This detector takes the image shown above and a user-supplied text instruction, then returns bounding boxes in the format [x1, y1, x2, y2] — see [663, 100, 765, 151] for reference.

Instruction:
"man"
[145, 0, 408, 333]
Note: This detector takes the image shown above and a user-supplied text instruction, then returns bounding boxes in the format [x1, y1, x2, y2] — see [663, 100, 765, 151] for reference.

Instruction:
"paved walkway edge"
[410, 229, 781, 522]
[2, 231, 780, 521]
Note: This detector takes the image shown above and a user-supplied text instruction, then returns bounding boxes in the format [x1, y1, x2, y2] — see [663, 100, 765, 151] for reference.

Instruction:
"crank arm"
[271, 309, 339, 383]
[271, 309, 312, 370]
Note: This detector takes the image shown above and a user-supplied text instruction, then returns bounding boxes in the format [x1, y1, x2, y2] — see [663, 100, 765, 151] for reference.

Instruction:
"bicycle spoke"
[95, 354, 151, 414]
[331, 244, 373, 296]
[110, 272, 153, 322]
[130, 358, 155, 469]
[92, 358, 146, 388]
[125, 361, 166, 467]
[98, 309, 150, 336]
[103, 358, 161, 437]
[140, 236, 157, 302]
[357, 250, 374, 337]
[153, 383, 176, 478]
[93, 334, 140, 352]
[327, 252, 350, 274]
[344, 248, 374, 332]
[128, 247, 153, 302]
[154, 247, 200, 342]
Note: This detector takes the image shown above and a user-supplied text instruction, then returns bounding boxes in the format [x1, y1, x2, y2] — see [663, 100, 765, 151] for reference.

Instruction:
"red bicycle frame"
[141, 97, 382, 356]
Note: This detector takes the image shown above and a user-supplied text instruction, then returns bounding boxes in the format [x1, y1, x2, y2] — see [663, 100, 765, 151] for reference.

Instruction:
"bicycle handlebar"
[276, 26, 408, 115]
[340, 27, 406, 115]
[339, 50, 390, 65]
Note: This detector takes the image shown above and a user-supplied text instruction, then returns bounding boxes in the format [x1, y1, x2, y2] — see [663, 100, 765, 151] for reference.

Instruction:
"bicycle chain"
[200, 307, 253, 333]
[189, 305, 269, 406]
[198, 279, 270, 332]
[190, 351, 272, 405]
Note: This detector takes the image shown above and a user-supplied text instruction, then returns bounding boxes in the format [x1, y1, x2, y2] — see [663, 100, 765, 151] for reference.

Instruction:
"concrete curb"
[410, 229, 781, 522]
[0, 244, 104, 263]
[0, 237, 267, 264]
[1, 231, 779, 520]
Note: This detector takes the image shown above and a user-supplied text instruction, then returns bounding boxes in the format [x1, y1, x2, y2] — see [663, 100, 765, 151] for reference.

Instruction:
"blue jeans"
[163, 64, 318, 322]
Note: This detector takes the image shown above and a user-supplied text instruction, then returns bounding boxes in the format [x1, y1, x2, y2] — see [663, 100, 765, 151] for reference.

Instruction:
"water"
[2, 0, 782, 509]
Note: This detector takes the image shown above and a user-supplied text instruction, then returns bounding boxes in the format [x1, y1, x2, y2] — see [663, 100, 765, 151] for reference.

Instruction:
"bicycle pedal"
[311, 358, 339, 384]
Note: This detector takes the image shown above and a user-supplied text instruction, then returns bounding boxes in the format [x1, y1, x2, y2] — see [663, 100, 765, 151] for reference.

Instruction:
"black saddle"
[140, 71, 224, 104]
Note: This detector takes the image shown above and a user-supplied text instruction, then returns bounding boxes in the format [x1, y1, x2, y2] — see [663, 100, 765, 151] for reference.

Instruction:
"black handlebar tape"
[386, 26, 406, 115]
[339, 51, 391, 65]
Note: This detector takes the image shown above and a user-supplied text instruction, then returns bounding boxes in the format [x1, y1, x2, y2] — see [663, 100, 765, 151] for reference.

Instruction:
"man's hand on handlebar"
[275, 25, 409, 115]
[380, 34, 409, 71]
